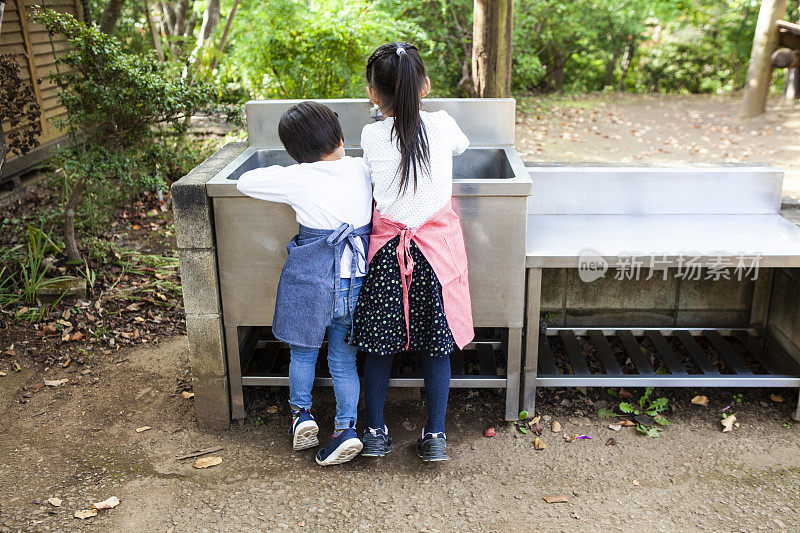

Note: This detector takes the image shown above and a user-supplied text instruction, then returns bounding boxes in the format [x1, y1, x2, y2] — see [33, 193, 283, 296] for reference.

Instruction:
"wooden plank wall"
[1, 0, 82, 179]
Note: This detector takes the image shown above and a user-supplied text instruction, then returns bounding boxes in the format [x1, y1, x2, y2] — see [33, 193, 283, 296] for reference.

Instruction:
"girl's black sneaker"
[417, 432, 448, 462]
[361, 427, 393, 457]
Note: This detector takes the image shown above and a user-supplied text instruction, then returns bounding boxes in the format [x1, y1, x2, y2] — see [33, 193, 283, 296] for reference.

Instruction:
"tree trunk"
[550, 49, 565, 90]
[785, 67, 800, 103]
[198, 0, 220, 45]
[741, 0, 788, 118]
[80, 0, 92, 25]
[99, 0, 126, 34]
[471, 0, 514, 98]
[207, 0, 240, 74]
[143, 0, 164, 61]
[617, 38, 638, 91]
[604, 50, 621, 88]
[64, 177, 86, 262]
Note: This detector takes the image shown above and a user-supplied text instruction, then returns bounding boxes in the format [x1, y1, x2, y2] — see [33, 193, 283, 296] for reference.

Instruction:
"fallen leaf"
[533, 437, 546, 450]
[74, 509, 98, 519]
[47, 497, 62, 507]
[194, 456, 223, 469]
[551, 421, 562, 433]
[61, 356, 72, 369]
[543, 495, 569, 504]
[608, 423, 622, 431]
[70, 332, 85, 342]
[618, 420, 636, 427]
[563, 433, 577, 442]
[606, 437, 617, 446]
[135, 426, 152, 433]
[619, 388, 633, 399]
[530, 415, 541, 424]
[770, 394, 784, 403]
[42, 324, 57, 335]
[181, 391, 195, 399]
[92, 496, 120, 510]
[531, 422, 543, 435]
[266, 405, 278, 414]
[483, 427, 496, 437]
[632, 480, 640, 486]
[691, 395, 709, 406]
[297, 520, 305, 527]
[44, 379, 69, 387]
[721, 414, 737, 433]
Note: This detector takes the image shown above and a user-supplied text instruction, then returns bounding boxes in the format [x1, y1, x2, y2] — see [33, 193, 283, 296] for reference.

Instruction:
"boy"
[236, 102, 372, 466]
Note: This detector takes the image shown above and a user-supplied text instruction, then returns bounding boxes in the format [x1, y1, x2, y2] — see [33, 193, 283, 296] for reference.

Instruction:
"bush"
[34, 9, 239, 262]
[220, 0, 425, 99]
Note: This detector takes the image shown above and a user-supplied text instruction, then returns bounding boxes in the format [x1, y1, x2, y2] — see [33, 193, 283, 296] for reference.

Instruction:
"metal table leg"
[224, 325, 246, 421]
[523, 268, 542, 414]
[505, 327, 523, 420]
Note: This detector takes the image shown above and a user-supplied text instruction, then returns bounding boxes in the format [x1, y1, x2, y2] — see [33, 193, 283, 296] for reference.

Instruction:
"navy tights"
[364, 352, 451, 435]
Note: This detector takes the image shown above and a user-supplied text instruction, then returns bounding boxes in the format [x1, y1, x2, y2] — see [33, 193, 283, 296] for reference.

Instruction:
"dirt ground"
[1, 337, 799, 532]
[2, 94, 800, 532]
[516, 94, 800, 201]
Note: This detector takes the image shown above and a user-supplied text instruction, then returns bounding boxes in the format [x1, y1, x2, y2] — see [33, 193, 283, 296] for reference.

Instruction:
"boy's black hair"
[366, 42, 429, 194]
[278, 101, 344, 163]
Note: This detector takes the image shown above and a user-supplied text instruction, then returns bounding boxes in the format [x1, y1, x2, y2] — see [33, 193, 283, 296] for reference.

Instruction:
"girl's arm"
[235, 165, 292, 203]
[442, 112, 470, 155]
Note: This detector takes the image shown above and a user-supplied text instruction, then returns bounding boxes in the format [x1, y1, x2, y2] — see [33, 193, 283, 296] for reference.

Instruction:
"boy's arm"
[235, 165, 292, 203]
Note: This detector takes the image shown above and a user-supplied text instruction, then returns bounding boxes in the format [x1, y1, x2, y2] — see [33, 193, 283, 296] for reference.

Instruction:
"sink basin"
[206, 147, 530, 197]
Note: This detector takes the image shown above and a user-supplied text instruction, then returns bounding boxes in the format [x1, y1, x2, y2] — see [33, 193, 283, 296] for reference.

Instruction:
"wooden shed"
[1, 0, 82, 184]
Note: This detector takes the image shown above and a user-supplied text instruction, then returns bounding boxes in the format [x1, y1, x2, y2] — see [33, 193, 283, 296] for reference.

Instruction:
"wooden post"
[471, 0, 513, 98]
[13, 0, 46, 137]
[741, 0, 788, 118]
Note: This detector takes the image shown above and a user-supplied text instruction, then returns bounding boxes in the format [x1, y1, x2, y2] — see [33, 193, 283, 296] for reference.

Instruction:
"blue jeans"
[288, 277, 362, 430]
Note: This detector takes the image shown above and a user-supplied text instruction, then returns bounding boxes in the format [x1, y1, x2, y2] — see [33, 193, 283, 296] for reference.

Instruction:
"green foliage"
[599, 387, 671, 437]
[35, 9, 239, 144]
[18, 225, 74, 305]
[221, 0, 426, 99]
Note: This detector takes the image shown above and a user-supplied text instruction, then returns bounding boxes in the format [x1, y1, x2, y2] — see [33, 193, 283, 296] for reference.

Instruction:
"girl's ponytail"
[366, 43, 430, 194]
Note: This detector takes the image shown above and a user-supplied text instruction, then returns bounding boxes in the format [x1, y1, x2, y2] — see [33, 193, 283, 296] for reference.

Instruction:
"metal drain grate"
[240, 327, 509, 388]
[536, 328, 800, 387]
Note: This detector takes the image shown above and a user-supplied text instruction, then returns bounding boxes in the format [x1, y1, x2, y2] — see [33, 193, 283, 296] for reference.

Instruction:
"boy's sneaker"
[417, 432, 448, 462]
[315, 428, 363, 466]
[290, 409, 319, 451]
[361, 426, 393, 457]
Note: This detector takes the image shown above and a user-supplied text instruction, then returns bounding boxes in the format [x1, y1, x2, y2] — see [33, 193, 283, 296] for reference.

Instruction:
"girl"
[351, 42, 473, 462]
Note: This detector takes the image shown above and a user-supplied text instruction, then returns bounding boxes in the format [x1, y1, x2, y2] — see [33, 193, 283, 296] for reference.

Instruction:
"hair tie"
[396, 47, 406, 57]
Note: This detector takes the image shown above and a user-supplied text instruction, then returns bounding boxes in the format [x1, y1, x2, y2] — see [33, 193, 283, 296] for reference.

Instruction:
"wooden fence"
[1, 0, 82, 183]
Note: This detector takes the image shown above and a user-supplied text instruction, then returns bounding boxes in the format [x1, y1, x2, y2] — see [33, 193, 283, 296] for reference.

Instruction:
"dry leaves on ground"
[533, 437, 546, 450]
[181, 391, 195, 399]
[266, 405, 278, 414]
[691, 395, 709, 406]
[483, 427, 496, 437]
[721, 415, 737, 433]
[135, 426, 152, 433]
[43, 378, 69, 387]
[543, 495, 569, 504]
[47, 497, 62, 507]
[770, 394, 784, 403]
[551, 421, 562, 433]
[608, 423, 622, 431]
[92, 496, 120, 510]
[74, 509, 98, 519]
[194, 456, 223, 469]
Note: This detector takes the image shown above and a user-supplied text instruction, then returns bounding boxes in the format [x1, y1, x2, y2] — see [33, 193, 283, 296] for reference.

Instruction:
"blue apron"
[272, 222, 371, 348]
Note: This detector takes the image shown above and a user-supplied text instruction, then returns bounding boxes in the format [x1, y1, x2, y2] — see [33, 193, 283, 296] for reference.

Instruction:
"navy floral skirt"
[351, 237, 455, 357]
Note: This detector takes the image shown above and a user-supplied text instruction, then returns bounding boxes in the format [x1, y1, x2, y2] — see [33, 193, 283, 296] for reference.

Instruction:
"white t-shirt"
[236, 156, 373, 277]
[361, 110, 470, 229]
